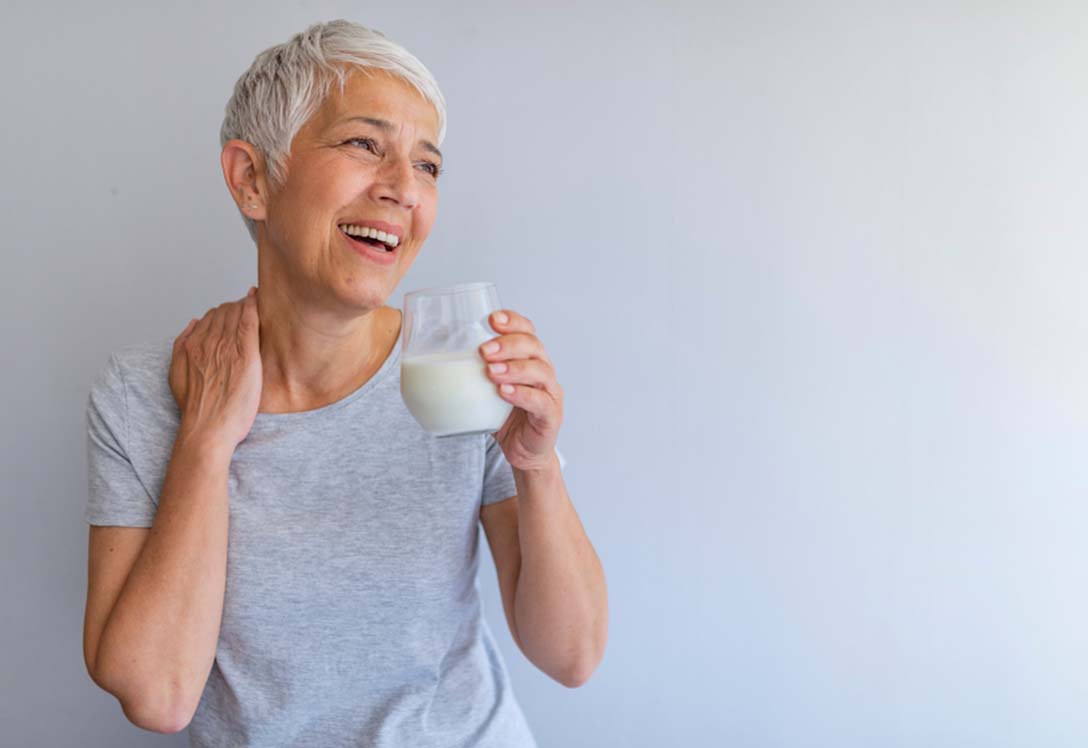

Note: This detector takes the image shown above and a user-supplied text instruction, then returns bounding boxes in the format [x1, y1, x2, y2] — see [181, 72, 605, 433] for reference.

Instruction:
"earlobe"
[221, 139, 266, 212]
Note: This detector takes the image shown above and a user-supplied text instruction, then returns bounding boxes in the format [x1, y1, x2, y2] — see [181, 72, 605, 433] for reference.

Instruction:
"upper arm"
[84, 525, 149, 683]
[480, 495, 523, 652]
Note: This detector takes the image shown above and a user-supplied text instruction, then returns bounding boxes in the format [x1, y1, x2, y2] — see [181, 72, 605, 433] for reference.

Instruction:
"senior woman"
[82, 20, 607, 746]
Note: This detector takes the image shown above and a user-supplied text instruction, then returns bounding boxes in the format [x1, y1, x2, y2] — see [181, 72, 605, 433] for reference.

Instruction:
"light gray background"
[2, 1, 1085, 746]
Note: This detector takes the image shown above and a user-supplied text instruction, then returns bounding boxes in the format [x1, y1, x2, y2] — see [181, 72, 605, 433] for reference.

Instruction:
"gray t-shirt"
[85, 332, 566, 747]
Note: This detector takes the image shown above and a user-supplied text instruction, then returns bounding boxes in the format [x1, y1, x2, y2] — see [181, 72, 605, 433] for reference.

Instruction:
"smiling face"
[256, 68, 442, 311]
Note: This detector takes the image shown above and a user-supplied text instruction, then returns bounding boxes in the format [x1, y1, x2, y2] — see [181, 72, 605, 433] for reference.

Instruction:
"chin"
[340, 281, 389, 308]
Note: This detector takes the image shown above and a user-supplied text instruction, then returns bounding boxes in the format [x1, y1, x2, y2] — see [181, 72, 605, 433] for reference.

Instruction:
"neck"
[254, 282, 401, 415]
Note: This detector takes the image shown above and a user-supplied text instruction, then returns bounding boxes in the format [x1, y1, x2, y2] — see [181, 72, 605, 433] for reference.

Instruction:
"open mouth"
[338, 224, 399, 253]
[346, 233, 394, 253]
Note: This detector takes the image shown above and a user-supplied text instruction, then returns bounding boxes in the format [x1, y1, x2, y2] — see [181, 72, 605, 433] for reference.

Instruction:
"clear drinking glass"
[400, 282, 514, 437]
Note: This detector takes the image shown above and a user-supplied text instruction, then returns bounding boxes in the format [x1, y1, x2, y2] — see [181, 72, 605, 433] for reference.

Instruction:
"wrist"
[174, 423, 236, 466]
[513, 451, 563, 488]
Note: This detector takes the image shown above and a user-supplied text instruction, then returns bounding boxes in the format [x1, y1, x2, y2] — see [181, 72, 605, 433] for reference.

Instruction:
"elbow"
[554, 642, 606, 689]
[557, 670, 590, 689]
[93, 662, 196, 734]
[563, 621, 608, 688]
[550, 623, 609, 689]
[120, 696, 193, 734]
[555, 657, 599, 689]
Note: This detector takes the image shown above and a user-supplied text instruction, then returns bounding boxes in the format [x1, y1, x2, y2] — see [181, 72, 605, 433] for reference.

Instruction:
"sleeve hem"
[85, 512, 154, 528]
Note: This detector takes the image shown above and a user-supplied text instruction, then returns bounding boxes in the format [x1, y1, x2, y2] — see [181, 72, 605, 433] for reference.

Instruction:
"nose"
[370, 155, 420, 210]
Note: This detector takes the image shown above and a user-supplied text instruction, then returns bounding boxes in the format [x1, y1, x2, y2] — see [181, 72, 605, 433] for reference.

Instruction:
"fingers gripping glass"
[399, 282, 513, 437]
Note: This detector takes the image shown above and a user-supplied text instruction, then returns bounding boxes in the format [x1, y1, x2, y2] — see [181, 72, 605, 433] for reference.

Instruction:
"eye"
[416, 161, 442, 178]
[344, 137, 378, 153]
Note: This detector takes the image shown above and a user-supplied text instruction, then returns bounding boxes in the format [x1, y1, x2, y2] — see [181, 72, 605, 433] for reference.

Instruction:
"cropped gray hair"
[220, 19, 447, 242]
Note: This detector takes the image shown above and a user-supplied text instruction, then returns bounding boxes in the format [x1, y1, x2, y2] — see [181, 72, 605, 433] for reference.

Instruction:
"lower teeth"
[348, 233, 393, 252]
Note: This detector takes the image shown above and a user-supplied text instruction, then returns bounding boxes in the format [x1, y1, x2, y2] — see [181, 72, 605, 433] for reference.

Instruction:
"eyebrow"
[340, 116, 443, 161]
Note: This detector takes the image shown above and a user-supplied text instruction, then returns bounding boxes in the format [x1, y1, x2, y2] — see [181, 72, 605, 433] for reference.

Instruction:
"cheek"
[415, 193, 438, 240]
[415, 215, 436, 242]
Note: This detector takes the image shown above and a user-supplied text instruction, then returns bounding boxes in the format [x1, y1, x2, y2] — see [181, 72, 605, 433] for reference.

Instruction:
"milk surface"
[401, 349, 514, 436]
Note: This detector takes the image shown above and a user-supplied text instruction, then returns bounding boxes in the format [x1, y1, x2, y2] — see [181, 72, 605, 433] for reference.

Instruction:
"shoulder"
[92, 336, 178, 427]
[107, 336, 173, 394]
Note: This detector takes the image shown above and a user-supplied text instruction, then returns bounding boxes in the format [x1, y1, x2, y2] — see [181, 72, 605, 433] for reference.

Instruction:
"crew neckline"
[250, 333, 402, 427]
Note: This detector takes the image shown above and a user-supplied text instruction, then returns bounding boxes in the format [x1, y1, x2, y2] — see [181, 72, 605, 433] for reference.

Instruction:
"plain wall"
[2, 0, 1086, 745]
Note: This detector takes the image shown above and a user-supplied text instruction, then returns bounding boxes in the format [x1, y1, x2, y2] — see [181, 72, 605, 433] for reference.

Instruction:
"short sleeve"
[480, 435, 568, 507]
[85, 354, 157, 527]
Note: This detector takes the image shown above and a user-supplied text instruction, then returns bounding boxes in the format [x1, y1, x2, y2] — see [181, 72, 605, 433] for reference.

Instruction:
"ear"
[221, 140, 271, 221]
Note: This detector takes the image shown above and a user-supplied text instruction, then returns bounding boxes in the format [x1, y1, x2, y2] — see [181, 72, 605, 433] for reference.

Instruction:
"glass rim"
[403, 281, 495, 301]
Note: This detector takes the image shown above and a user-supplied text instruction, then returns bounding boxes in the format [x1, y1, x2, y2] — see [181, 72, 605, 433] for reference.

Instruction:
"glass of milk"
[400, 282, 515, 437]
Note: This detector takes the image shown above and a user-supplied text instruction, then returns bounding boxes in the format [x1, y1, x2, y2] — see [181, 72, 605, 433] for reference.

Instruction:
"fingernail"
[248, 287, 256, 296]
[495, 312, 509, 325]
[482, 341, 500, 354]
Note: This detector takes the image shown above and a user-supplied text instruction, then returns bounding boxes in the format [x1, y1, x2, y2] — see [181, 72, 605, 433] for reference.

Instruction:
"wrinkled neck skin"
[253, 240, 402, 415]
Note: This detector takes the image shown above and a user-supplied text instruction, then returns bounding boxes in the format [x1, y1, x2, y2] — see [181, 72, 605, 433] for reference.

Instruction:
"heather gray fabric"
[85, 331, 566, 747]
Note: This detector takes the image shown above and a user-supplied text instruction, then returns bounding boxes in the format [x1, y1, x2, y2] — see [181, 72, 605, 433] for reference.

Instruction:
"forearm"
[94, 428, 232, 729]
[511, 454, 608, 687]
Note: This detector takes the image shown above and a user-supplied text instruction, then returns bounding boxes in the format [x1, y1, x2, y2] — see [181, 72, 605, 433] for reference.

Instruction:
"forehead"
[309, 68, 439, 140]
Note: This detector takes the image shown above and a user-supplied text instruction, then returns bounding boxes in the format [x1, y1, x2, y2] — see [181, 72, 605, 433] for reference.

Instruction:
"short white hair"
[220, 19, 447, 242]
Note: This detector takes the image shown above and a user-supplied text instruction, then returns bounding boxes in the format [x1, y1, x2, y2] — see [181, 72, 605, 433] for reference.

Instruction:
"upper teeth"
[339, 224, 400, 248]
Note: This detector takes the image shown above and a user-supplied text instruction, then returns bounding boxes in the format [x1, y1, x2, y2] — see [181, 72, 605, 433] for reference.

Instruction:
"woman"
[82, 20, 607, 746]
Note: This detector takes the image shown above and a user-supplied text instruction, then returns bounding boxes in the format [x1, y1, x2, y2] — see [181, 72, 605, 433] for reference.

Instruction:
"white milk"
[400, 349, 514, 436]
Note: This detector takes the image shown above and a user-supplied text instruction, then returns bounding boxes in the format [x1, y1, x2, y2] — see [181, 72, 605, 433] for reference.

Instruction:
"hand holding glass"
[400, 282, 514, 437]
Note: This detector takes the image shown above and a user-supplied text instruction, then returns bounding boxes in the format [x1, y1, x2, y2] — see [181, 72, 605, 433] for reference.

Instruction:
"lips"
[340, 227, 398, 266]
[342, 229, 395, 253]
[337, 219, 404, 242]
